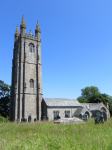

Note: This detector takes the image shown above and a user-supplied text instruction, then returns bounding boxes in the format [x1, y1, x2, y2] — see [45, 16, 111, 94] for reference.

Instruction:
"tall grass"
[0, 118, 112, 150]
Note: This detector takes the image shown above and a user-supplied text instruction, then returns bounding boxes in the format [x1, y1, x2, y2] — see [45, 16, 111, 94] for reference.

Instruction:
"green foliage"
[87, 93, 109, 103]
[0, 118, 112, 149]
[0, 80, 10, 118]
[108, 96, 112, 102]
[81, 86, 100, 99]
[0, 114, 6, 122]
[77, 96, 88, 103]
[108, 96, 112, 117]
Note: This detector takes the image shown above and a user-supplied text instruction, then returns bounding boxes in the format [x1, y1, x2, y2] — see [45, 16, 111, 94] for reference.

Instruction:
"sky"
[0, 0, 112, 99]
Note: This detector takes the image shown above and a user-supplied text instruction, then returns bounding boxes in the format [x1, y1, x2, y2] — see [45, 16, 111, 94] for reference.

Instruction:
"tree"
[81, 86, 100, 99]
[0, 80, 10, 118]
[107, 95, 112, 116]
[77, 96, 88, 103]
[108, 96, 112, 102]
[87, 93, 109, 103]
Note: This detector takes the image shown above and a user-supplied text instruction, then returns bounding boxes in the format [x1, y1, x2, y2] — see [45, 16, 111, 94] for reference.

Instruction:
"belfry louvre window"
[65, 111, 70, 118]
[29, 44, 34, 53]
[30, 79, 34, 88]
[53, 111, 59, 119]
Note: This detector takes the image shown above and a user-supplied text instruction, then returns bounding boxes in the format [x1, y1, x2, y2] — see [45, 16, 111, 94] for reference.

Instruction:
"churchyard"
[0, 117, 112, 150]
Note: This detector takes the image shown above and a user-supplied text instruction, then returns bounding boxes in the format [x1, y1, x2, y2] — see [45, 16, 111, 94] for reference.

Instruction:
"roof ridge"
[44, 98, 77, 100]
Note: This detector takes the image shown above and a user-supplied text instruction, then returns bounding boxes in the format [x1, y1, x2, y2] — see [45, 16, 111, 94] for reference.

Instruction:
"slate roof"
[44, 98, 81, 107]
[73, 107, 83, 115]
[80, 103, 102, 111]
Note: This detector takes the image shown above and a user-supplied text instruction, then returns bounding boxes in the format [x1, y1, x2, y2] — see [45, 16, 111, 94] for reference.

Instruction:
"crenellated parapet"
[14, 16, 41, 43]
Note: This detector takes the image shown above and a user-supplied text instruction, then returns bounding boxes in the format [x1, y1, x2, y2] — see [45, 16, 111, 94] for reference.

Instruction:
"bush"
[0, 114, 7, 122]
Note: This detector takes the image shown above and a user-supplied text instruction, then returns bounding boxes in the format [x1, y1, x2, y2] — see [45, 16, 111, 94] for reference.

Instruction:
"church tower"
[9, 16, 43, 122]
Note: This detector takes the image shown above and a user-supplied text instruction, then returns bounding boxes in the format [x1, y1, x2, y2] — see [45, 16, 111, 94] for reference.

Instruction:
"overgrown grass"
[0, 118, 112, 150]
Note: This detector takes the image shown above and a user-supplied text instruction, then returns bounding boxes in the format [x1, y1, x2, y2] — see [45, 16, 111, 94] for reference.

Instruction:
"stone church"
[9, 16, 110, 122]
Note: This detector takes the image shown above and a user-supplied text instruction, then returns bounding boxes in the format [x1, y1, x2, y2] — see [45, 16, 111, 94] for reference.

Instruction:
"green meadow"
[0, 118, 112, 150]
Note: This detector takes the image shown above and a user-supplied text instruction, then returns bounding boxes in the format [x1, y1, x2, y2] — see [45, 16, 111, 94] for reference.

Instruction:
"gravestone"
[17, 119, 20, 123]
[21, 118, 27, 122]
[23, 118, 26, 122]
[79, 114, 82, 119]
[21, 118, 23, 122]
[94, 110, 104, 124]
[103, 111, 108, 121]
[82, 114, 88, 121]
[43, 116, 46, 120]
[34, 118, 36, 122]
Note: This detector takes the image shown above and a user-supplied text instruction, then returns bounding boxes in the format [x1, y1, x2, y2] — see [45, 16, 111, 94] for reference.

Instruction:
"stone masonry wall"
[47, 108, 77, 121]
[98, 103, 110, 118]
[11, 27, 43, 122]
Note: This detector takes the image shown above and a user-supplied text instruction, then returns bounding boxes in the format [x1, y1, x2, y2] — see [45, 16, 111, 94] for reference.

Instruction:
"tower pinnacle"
[15, 25, 19, 37]
[20, 15, 26, 29]
[35, 21, 41, 33]
[29, 29, 32, 35]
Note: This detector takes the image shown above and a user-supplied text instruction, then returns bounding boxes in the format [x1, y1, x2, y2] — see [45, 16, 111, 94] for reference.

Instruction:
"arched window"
[101, 107, 106, 112]
[29, 79, 34, 88]
[29, 43, 35, 53]
[85, 111, 90, 118]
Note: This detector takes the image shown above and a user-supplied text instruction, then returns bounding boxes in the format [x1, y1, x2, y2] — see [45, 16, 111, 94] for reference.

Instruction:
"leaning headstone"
[103, 111, 108, 121]
[82, 114, 88, 121]
[94, 110, 104, 124]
